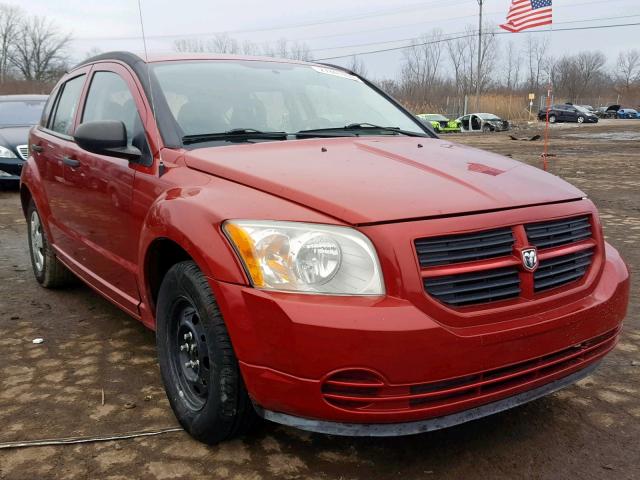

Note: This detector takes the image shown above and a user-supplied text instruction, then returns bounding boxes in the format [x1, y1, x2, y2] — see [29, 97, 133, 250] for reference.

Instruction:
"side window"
[82, 71, 143, 147]
[40, 87, 59, 127]
[50, 75, 85, 135]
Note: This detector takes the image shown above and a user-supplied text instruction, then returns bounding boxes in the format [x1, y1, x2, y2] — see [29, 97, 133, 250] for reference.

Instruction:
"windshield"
[420, 114, 448, 121]
[575, 106, 591, 114]
[151, 60, 425, 139]
[0, 100, 46, 126]
[478, 113, 501, 120]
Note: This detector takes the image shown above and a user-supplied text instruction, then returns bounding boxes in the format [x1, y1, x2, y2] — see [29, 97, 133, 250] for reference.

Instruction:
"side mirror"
[74, 120, 141, 161]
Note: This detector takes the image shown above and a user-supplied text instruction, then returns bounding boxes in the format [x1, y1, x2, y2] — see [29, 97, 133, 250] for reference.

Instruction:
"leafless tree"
[401, 29, 444, 104]
[616, 49, 640, 92]
[525, 35, 550, 92]
[553, 51, 606, 102]
[9, 14, 70, 82]
[348, 55, 367, 77]
[207, 33, 240, 54]
[0, 4, 21, 82]
[174, 38, 208, 53]
[504, 41, 522, 90]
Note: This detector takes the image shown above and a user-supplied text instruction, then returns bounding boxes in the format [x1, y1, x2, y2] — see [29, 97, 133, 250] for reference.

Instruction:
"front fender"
[136, 175, 342, 327]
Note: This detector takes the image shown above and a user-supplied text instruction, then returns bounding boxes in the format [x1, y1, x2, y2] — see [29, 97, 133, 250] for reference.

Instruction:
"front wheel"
[482, 124, 492, 133]
[577, 116, 585, 124]
[156, 260, 258, 444]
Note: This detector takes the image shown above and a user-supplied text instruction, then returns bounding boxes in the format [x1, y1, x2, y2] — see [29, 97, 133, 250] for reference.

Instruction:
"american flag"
[500, 0, 553, 33]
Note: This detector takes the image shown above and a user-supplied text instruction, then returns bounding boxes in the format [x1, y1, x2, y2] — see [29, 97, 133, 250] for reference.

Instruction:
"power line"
[72, 0, 472, 42]
[309, 14, 640, 54]
[315, 22, 640, 61]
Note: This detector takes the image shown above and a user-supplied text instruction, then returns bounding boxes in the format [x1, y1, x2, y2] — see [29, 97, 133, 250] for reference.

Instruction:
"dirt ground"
[0, 119, 638, 480]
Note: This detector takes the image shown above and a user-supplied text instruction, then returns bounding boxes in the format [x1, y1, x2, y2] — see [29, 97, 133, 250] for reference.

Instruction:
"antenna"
[137, 0, 165, 176]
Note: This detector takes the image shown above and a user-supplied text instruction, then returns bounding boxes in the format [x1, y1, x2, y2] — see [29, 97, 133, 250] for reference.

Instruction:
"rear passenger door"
[31, 70, 89, 256]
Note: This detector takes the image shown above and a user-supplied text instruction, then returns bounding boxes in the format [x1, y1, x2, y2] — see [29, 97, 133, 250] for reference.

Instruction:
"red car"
[20, 53, 630, 444]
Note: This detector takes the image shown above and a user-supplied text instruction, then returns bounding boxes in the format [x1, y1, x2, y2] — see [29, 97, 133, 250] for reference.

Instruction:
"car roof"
[73, 51, 325, 72]
[0, 94, 48, 102]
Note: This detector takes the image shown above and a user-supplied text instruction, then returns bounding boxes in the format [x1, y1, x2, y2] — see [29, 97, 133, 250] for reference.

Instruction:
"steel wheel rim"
[30, 210, 44, 273]
[169, 297, 211, 411]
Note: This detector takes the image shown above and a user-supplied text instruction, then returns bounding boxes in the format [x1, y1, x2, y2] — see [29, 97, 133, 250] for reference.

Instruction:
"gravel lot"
[0, 119, 638, 480]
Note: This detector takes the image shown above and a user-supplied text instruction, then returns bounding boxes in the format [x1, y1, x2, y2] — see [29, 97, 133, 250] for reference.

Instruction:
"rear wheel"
[156, 260, 258, 444]
[27, 200, 75, 288]
[548, 115, 557, 124]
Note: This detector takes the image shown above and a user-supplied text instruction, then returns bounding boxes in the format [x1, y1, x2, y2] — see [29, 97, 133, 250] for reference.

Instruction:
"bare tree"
[401, 29, 444, 105]
[348, 55, 367, 77]
[525, 35, 549, 92]
[553, 51, 606, 102]
[174, 38, 208, 53]
[9, 15, 70, 82]
[616, 49, 640, 92]
[0, 4, 22, 82]
[504, 40, 522, 90]
[207, 33, 239, 54]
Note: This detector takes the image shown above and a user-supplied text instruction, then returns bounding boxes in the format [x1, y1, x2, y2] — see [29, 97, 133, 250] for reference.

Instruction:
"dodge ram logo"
[521, 248, 538, 272]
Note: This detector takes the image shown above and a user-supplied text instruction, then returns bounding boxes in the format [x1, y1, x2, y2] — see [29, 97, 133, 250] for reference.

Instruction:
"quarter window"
[50, 75, 85, 135]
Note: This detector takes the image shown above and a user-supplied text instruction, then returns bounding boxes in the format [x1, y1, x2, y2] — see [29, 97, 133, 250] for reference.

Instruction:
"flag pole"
[475, 0, 484, 112]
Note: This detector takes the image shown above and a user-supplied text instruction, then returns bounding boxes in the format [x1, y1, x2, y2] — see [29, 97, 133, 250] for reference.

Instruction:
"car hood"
[0, 126, 31, 148]
[184, 137, 585, 224]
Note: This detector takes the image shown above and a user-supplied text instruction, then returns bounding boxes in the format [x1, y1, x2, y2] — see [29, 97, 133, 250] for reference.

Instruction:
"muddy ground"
[0, 119, 638, 479]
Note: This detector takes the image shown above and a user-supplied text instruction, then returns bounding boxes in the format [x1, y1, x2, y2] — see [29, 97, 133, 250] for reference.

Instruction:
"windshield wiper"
[296, 123, 429, 138]
[182, 128, 288, 145]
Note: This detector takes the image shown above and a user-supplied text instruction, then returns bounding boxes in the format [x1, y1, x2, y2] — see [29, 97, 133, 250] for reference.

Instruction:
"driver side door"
[65, 65, 151, 316]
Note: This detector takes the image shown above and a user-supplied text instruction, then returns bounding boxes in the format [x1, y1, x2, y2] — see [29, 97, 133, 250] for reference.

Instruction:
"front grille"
[424, 267, 520, 307]
[415, 228, 514, 267]
[534, 249, 594, 292]
[321, 328, 618, 413]
[525, 216, 592, 249]
[17, 145, 29, 160]
[417, 214, 596, 308]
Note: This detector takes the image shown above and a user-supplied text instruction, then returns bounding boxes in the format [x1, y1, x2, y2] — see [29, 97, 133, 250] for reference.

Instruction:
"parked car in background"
[21, 52, 629, 445]
[577, 105, 596, 114]
[596, 105, 620, 119]
[456, 113, 510, 132]
[539, 104, 598, 124]
[416, 113, 461, 133]
[617, 108, 639, 119]
[0, 95, 47, 185]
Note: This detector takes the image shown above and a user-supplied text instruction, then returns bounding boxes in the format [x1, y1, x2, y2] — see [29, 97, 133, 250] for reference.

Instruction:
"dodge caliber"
[20, 52, 630, 444]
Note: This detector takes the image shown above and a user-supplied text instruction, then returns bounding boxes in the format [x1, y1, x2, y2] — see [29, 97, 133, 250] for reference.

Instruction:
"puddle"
[564, 131, 640, 141]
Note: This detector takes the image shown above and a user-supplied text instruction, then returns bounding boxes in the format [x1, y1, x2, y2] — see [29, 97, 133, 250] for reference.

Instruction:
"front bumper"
[211, 237, 628, 428]
[0, 158, 24, 182]
[255, 361, 599, 436]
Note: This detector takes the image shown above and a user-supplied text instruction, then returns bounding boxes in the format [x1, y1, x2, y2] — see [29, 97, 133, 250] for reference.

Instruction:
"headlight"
[223, 220, 384, 295]
[0, 146, 17, 158]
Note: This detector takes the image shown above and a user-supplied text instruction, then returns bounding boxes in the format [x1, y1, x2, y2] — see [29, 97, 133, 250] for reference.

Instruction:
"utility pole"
[475, 0, 483, 112]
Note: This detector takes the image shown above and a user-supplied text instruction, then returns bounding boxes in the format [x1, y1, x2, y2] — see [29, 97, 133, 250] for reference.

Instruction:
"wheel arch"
[138, 198, 249, 320]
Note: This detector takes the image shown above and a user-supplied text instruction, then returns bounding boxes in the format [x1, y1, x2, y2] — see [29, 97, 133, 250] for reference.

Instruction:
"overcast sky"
[12, 0, 640, 79]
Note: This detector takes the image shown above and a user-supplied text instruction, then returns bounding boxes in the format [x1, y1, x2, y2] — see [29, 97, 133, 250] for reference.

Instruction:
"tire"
[482, 124, 492, 133]
[548, 115, 557, 124]
[156, 260, 258, 444]
[577, 116, 585, 124]
[27, 200, 75, 288]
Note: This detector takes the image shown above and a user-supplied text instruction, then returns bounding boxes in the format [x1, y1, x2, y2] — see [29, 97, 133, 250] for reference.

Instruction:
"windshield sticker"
[311, 66, 362, 82]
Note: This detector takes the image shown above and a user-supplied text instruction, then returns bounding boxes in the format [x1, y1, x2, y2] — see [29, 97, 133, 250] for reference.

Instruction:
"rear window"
[0, 100, 46, 127]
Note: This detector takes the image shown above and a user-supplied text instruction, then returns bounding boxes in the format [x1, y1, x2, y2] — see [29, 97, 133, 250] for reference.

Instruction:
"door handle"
[31, 144, 43, 152]
[62, 156, 81, 168]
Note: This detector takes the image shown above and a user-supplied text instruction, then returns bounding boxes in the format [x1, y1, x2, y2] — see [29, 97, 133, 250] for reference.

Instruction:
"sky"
[11, 0, 640, 80]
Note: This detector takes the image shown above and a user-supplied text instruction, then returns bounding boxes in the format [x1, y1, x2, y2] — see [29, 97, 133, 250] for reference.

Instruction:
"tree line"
[175, 27, 640, 119]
